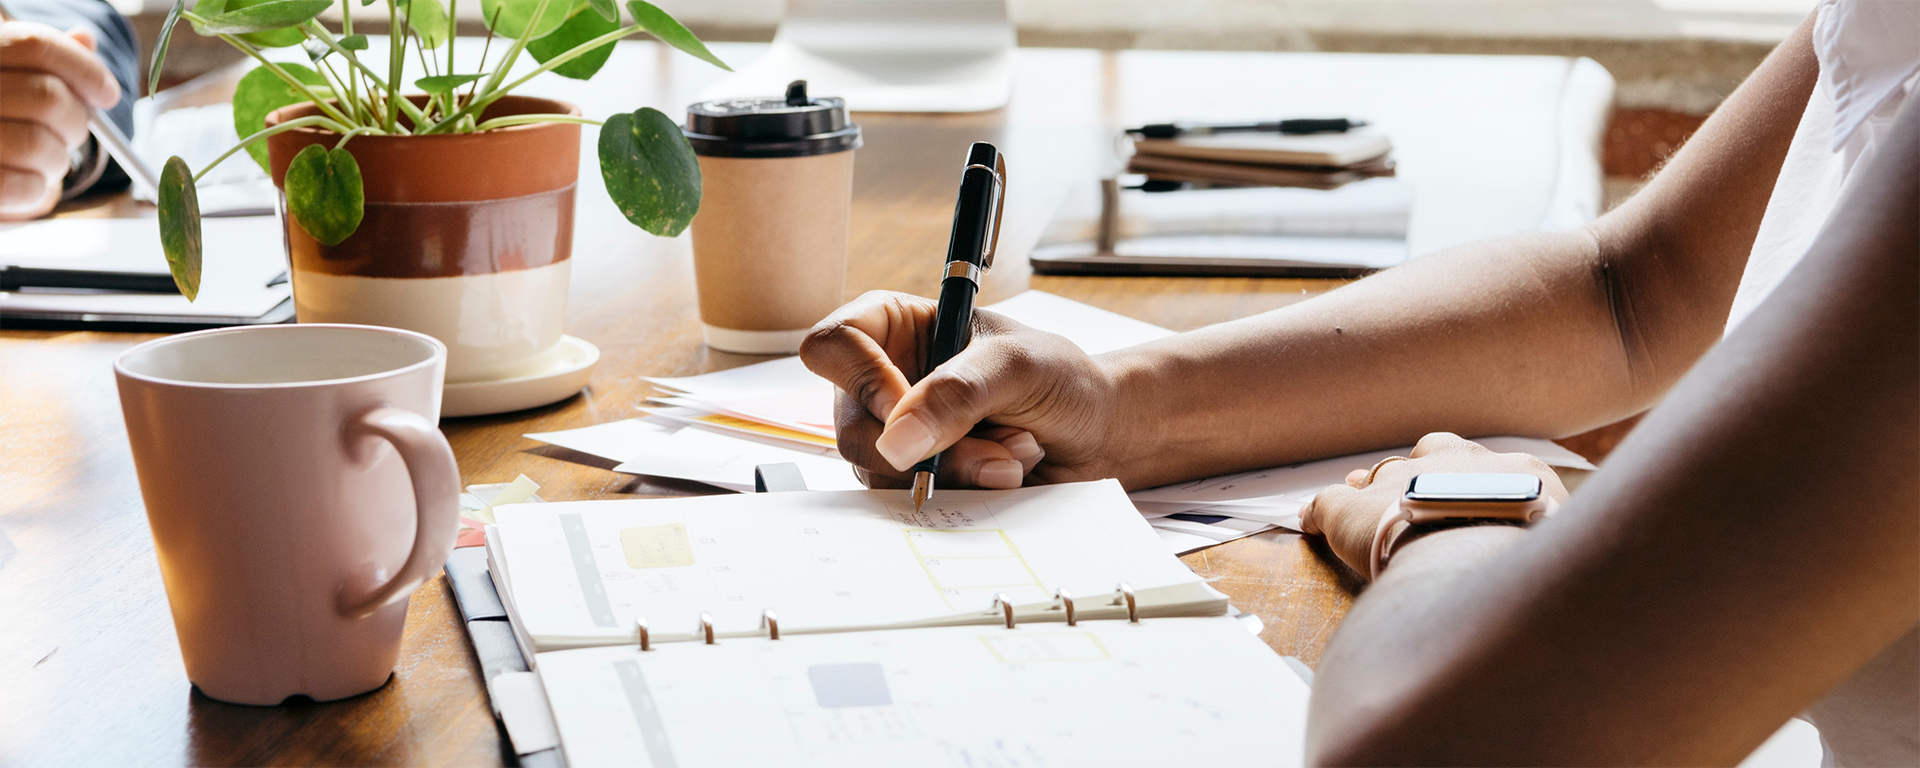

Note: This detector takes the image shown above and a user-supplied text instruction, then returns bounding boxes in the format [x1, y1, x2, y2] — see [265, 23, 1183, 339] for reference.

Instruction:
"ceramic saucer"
[442, 335, 600, 417]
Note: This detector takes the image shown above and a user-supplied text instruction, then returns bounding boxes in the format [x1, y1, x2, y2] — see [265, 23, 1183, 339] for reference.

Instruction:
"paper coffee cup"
[685, 81, 862, 354]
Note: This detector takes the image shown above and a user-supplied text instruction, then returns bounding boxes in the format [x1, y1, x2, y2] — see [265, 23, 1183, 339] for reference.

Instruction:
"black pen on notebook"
[910, 142, 1007, 513]
[1128, 118, 1368, 139]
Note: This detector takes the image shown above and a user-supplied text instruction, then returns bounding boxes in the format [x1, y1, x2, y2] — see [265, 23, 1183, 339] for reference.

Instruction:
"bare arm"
[803, 19, 1819, 492]
[1097, 18, 1820, 487]
[1304, 83, 1920, 766]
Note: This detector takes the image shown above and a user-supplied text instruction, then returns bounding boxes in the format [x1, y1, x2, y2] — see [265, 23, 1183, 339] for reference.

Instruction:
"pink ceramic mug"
[114, 324, 461, 705]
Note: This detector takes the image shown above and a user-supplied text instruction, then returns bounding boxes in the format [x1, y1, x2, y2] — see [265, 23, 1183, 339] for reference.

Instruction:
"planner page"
[537, 616, 1310, 768]
[494, 480, 1225, 649]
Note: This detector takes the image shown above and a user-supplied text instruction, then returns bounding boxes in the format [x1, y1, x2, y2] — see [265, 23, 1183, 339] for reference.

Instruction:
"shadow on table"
[186, 673, 520, 766]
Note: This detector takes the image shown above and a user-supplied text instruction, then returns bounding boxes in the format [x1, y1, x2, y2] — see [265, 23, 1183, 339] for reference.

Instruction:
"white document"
[0, 218, 289, 321]
[524, 418, 678, 463]
[536, 616, 1310, 768]
[612, 425, 862, 492]
[492, 480, 1226, 650]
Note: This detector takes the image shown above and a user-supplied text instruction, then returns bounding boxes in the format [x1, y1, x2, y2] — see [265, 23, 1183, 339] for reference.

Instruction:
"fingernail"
[875, 412, 936, 471]
[977, 460, 1024, 489]
[1002, 431, 1043, 463]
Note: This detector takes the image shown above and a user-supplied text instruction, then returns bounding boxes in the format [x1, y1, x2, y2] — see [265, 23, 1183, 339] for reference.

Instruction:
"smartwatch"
[1368, 472, 1556, 580]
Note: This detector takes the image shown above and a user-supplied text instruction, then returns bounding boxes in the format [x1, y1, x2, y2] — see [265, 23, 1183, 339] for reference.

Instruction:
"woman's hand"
[0, 20, 121, 220]
[1299, 432, 1571, 579]
[800, 290, 1127, 490]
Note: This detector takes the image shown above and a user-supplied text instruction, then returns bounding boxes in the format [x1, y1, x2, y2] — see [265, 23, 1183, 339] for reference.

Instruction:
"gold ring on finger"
[1363, 455, 1410, 485]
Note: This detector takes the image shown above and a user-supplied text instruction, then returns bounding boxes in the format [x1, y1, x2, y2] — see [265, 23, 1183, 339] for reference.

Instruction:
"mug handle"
[337, 405, 462, 619]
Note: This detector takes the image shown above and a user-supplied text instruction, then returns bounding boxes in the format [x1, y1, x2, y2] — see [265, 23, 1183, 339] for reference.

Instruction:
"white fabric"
[1726, 85, 1848, 331]
[1725, 6, 1920, 763]
[1727, 0, 1920, 333]
[1812, 0, 1920, 154]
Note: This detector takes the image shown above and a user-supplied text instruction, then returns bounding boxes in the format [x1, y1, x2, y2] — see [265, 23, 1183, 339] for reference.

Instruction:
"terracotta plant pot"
[264, 96, 581, 384]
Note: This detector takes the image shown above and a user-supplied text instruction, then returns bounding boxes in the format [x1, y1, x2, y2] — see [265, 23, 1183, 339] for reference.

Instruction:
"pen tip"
[911, 471, 933, 512]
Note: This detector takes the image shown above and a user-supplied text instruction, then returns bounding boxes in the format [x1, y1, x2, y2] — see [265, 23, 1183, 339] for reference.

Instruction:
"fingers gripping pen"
[910, 142, 1006, 512]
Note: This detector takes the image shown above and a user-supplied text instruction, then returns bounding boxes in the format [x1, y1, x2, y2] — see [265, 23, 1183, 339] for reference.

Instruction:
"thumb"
[873, 339, 1030, 471]
[66, 27, 97, 52]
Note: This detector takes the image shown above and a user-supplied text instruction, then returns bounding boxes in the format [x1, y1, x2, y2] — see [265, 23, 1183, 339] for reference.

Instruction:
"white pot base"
[441, 335, 600, 417]
[704, 325, 810, 354]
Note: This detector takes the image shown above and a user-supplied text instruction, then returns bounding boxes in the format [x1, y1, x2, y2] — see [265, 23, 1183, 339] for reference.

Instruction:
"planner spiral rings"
[629, 582, 1144, 650]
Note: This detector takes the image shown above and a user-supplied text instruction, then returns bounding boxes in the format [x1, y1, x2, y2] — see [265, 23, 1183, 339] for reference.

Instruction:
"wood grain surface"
[0, 42, 1614, 765]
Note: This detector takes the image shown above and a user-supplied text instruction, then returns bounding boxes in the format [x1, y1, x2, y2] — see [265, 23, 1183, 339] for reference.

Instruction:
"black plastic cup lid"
[684, 80, 863, 158]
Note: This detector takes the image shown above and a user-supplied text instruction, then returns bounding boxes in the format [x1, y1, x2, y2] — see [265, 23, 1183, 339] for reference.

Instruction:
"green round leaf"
[232, 63, 327, 171]
[526, 3, 619, 81]
[338, 33, 370, 50]
[196, 0, 331, 34]
[481, 0, 568, 42]
[397, 0, 450, 49]
[286, 144, 366, 246]
[585, 0, 616, 23]
[157, 157, 203, 301]
[224, 0, 305, 48]
[599, 107, 701, 237]
[626, 0, 728, 71]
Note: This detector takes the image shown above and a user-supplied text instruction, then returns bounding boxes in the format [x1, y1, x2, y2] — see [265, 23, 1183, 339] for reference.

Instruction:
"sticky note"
[619, 523, 695, 569]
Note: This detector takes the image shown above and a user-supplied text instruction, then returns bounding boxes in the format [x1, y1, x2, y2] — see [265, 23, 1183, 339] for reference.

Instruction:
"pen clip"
[981, 152, 1006, 271]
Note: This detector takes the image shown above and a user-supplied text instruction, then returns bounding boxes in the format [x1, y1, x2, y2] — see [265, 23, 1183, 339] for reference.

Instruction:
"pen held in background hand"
[910, 141, 1007, 512]
[0, 0, 160, 201]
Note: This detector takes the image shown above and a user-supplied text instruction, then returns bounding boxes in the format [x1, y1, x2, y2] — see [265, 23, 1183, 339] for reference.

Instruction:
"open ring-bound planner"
[453, 475, 1314, 767]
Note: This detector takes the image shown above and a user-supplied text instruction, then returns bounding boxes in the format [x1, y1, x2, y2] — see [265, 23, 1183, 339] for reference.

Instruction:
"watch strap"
[1369, 496, 1558, 581]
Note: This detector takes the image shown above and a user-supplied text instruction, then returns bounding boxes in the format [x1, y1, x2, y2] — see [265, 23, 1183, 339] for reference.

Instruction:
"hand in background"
[1300, 432, 1571, 578]
[0, 20, 120, 220]
[801, 290, 1127, 490]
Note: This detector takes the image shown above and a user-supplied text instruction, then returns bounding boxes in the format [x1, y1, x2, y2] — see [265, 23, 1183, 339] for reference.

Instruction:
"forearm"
[1100, 228, 1630, 488]
[1305, 90, 1919, 766]
[1096, 18, 1818, 491]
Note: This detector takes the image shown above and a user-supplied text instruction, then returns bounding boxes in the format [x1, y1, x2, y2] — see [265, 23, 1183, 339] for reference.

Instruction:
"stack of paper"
[526, 291, 1598, 556]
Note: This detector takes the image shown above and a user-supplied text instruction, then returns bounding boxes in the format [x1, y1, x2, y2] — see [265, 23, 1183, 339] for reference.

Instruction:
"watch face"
[1405, 473, 1541, 502]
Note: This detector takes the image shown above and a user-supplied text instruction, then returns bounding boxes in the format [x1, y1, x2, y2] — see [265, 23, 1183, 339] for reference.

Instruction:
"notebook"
[536, 616, 1310, 766]
[1030, 176, 1413, 278]
[486, 479, 1318, 766]
[488, 480, 1229, 652]
[0, 218, 292, 328]
[1132, 132, 1393, 168]
[1127, 152, 1396, 189]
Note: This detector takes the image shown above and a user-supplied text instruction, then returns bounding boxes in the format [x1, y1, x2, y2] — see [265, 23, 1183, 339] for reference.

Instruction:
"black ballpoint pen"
[910, 142, 1007, 513]
[1129, 118, 1369, 139]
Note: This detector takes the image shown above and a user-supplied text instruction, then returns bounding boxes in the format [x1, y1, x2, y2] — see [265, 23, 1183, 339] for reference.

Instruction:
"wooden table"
[0, 42, 1610, 765]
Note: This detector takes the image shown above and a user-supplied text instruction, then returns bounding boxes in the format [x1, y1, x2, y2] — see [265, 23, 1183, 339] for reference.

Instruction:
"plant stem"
[190, 19, 360, 128]
[410, 24, 437, 120]
[386, 0, 404, 131]
[445, 0, 456, 80]
[425, 23, 640, 133]
[462, 6, 502, 115]
[331, 125, 378, 151]
[191, 115, 358, 184]
[315, 55, 354, 117]
[341, 0, 363, 122]
[475, 0, 553, 97]
[303, 21, 428, 126]
[473, 114, 603, 131]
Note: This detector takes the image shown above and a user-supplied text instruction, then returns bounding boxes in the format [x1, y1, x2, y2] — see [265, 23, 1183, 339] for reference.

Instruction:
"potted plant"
[150, 0, 724, 385]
